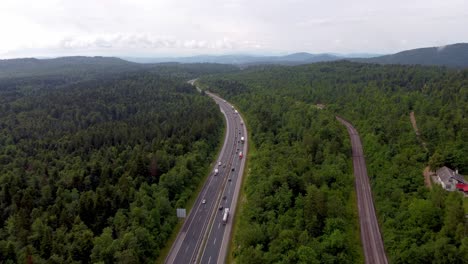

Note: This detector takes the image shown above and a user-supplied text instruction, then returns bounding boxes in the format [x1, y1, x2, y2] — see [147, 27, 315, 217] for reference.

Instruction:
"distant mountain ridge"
[0, 56, 132, 68]
[353, 43, 468, 68]
[0, 56, 141, 78]
[125, 43, 468, 68]
[0, 56, 241, 80]
[1, 42, 467, 76]
[124, 53, 342, 65]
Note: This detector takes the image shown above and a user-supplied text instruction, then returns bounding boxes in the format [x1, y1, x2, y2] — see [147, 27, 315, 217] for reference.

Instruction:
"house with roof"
[435, 166, 465, 191]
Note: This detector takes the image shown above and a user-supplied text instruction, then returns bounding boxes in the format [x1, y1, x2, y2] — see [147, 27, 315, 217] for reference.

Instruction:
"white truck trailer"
[222, 208, 230, 224]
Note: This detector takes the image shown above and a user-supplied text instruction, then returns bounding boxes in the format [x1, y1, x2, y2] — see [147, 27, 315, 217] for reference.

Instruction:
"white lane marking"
[185, 245, 189, 253]
[218, 223, 221, 229]
[214, 238, 217, 245]
[208, 256, 212, 264]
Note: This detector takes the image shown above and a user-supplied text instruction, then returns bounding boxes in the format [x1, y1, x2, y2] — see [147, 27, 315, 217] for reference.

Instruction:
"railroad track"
[336, 116, 388, 264]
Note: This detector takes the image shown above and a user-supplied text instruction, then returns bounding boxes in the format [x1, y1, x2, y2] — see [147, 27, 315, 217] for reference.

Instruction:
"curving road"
[336, 116, 388, 264]
[165, 82, 247, 264]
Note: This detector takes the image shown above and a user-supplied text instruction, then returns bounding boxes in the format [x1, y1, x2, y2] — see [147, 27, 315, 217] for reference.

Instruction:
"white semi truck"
[222, 208, 230, 224]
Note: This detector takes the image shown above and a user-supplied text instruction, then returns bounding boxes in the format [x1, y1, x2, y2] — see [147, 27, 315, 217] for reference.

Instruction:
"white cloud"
[55, 34, 261, 51]
[0, 0, 467, 58]
[0, 33, 263, 58]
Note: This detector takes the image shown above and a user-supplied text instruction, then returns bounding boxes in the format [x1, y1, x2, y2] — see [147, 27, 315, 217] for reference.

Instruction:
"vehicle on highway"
[234, 110, 238, 114]
[241, 121, 243, 126]
[222, 208, 230, 224]
[239, 151, 243, 159]
[241, 136, 245, 143]
[166, 93, 247, 264]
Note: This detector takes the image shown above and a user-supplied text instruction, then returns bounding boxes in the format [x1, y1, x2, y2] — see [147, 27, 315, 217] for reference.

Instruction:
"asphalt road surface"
[165, 85, 247, 264]
[336, 116, 388, 264]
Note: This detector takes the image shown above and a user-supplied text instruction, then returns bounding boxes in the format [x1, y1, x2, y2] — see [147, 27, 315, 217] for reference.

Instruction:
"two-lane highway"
[165, 83, 247, 264]
[336, 116, 388, 264]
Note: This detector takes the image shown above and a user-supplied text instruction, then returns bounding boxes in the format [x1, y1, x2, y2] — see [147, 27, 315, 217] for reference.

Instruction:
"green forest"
[200, 61, 468, 263]
[0, 68, 227, 263]
[0, 57, 467, 264]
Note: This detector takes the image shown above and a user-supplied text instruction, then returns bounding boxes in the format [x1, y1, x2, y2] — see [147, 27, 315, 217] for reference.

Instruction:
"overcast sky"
[1, 0, 467, 58]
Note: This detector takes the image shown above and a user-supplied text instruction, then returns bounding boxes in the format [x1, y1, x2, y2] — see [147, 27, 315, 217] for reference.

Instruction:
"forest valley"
[0, 60, 466, 263]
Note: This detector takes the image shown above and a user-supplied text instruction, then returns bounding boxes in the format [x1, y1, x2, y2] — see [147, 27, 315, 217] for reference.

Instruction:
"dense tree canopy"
[1, 58, 466, 263]
[0, 70, 223, 263]
[200, 70, 362, 263]
[200, 61, 467, 263]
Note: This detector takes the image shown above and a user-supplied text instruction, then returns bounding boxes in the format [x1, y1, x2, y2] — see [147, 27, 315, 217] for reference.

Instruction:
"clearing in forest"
[409, 111, 428, 152]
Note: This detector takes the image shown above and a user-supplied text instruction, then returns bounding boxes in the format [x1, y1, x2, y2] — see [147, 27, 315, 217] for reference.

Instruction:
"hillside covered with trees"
[0, 56, 240, 80]
[353, 43, 468, 68]
[200, 61, 468, 263]
[0, 68, 226, 263]
[1, 56, 466, 263]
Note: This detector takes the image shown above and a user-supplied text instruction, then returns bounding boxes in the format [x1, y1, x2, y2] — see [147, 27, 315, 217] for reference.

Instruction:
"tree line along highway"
[165, 83, 248, 264]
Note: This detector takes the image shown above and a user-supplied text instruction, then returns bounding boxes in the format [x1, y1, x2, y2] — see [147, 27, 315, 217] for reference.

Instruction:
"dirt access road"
[410, 111, 432, 188]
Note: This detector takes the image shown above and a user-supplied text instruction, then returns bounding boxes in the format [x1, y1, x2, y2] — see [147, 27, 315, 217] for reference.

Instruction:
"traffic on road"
[165, 83, 247, 264]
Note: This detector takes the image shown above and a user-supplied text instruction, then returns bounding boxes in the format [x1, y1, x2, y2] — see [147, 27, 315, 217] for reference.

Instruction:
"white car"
[202, 199, 206, 204]
[218, 161, 222, 166]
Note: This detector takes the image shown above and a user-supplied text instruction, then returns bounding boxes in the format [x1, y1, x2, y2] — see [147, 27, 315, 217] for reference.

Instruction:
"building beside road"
[434, 166, 465, 191]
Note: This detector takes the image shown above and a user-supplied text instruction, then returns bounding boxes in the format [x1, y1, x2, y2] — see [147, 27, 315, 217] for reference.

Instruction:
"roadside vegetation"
[0, 70, 224, 263]
[0, 57, 466, 263]
[201, 61, 468, 263]
[201, 75, 362, 263]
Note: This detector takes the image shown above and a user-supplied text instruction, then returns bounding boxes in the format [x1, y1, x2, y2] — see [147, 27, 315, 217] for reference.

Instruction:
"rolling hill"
[354, 43, 468, 68]
[124, 52, 342, 65]
[0, 56, 141, 79]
